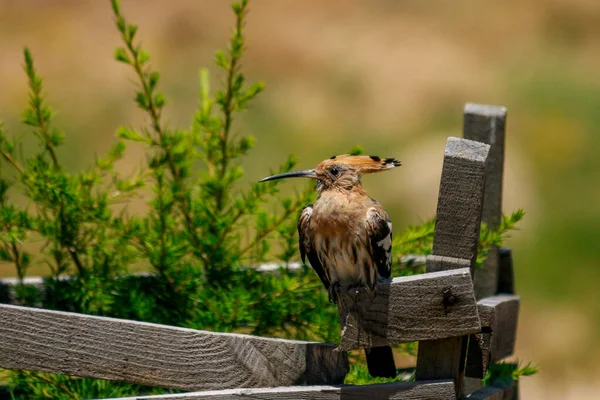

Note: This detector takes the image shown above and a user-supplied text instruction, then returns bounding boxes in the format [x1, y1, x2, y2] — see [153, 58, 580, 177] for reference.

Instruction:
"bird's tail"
[364, 345, 397, 378]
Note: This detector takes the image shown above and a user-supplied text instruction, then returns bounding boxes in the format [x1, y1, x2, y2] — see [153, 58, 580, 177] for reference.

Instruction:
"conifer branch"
[0, 149, 24, 174]
[23, 48, 60, 170]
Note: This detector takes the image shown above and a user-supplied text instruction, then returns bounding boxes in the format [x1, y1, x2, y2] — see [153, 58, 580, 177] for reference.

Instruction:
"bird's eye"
[330, 167, 340, 177]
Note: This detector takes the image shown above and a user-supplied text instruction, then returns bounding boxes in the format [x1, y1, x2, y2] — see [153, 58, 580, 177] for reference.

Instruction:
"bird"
[259, 154, 401, 378]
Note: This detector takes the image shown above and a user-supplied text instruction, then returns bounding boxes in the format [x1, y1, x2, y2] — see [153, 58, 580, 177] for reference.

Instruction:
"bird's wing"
[365, 206, 393, 279]
[298, 205, 331, 289]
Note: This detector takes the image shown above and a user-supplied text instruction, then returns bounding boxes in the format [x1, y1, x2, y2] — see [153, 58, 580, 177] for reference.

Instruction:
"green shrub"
[0, 0, 528, 398]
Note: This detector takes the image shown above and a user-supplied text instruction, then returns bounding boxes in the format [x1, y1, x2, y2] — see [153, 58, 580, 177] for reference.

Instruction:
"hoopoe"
[259, 154, 401, 378]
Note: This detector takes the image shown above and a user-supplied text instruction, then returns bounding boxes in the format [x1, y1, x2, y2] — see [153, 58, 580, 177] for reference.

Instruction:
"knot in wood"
[442, 287, 456, 307]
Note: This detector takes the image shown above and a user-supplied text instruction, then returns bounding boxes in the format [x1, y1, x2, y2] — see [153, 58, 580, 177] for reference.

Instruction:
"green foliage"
[344, 363, 412, 385]
[483, 361, 538, 388]
[391, 210, 525, 277]
[477, 210, 525, 266]
[7, 371, 181, 400]
[0, 0, 529, 397]
[188, 266, 338, 342]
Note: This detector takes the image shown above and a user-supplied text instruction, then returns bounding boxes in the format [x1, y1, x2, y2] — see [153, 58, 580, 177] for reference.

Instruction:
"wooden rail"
[95, 381, 456, 400]
[0, 303, 348, 391]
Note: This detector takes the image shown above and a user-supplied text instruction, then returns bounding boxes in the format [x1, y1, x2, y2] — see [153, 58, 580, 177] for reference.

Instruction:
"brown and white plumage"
[298, 199, 393, 302]
[260, 154, 401, 378]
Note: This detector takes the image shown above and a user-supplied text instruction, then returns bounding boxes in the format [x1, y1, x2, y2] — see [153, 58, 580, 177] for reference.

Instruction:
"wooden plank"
[465, 295, 520, 378]
[483, 295, 520, 363]
[0, 304, 348, 391]
[415, 336, 467, 385]
[462, 104, 507, 230]
[463, 103, 507, 300]
[430, 137, 490, 272]
[336, 268, 480, 351]
[98, 380, 457, 400]
[416, 137, 489, 394]
[497, 248, 515, 294]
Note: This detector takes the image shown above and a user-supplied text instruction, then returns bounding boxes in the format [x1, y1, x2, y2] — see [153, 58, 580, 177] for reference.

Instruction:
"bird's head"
[259, 155, 401, 192]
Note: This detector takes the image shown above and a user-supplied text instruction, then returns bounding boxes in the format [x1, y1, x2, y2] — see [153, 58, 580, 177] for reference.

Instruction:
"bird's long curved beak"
[259, 169, 318, 183]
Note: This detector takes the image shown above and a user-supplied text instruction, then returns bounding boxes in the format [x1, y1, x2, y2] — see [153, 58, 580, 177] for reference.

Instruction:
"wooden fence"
[0, 103, 520, 399]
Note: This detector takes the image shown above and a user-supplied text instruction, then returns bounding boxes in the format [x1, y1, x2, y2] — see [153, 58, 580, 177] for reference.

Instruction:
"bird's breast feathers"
[307, 196, 391, 286]
[312, 230, 374, 285]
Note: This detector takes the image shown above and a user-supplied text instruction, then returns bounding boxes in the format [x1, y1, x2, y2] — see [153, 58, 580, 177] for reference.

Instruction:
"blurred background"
[1, 0, 599, 398]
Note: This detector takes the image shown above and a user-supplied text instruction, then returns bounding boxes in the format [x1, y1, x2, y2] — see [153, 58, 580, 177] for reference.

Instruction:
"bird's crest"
[319, 155, 401, 174]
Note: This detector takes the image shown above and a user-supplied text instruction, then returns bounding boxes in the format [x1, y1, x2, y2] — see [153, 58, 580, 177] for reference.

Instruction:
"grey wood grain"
[336, 268, 480, 351]
[466, 295, 520, 378]
[463, 103, 507, 300]
[430, 137, 490, 272]
[463, 104, 507, 232]
[0, 304, 348, 391]
[482, 295, 520, 363]
[415, 336, 467, 383]
[98, 380, 457, 400]
[416, 137, 489, 394]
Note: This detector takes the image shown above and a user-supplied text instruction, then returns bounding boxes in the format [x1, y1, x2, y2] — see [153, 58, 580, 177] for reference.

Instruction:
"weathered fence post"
[415, 137, 490, 395]
[463, 103, 507, 299]
[462, 105, 520, 388]
[463, 103, 506, 393]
